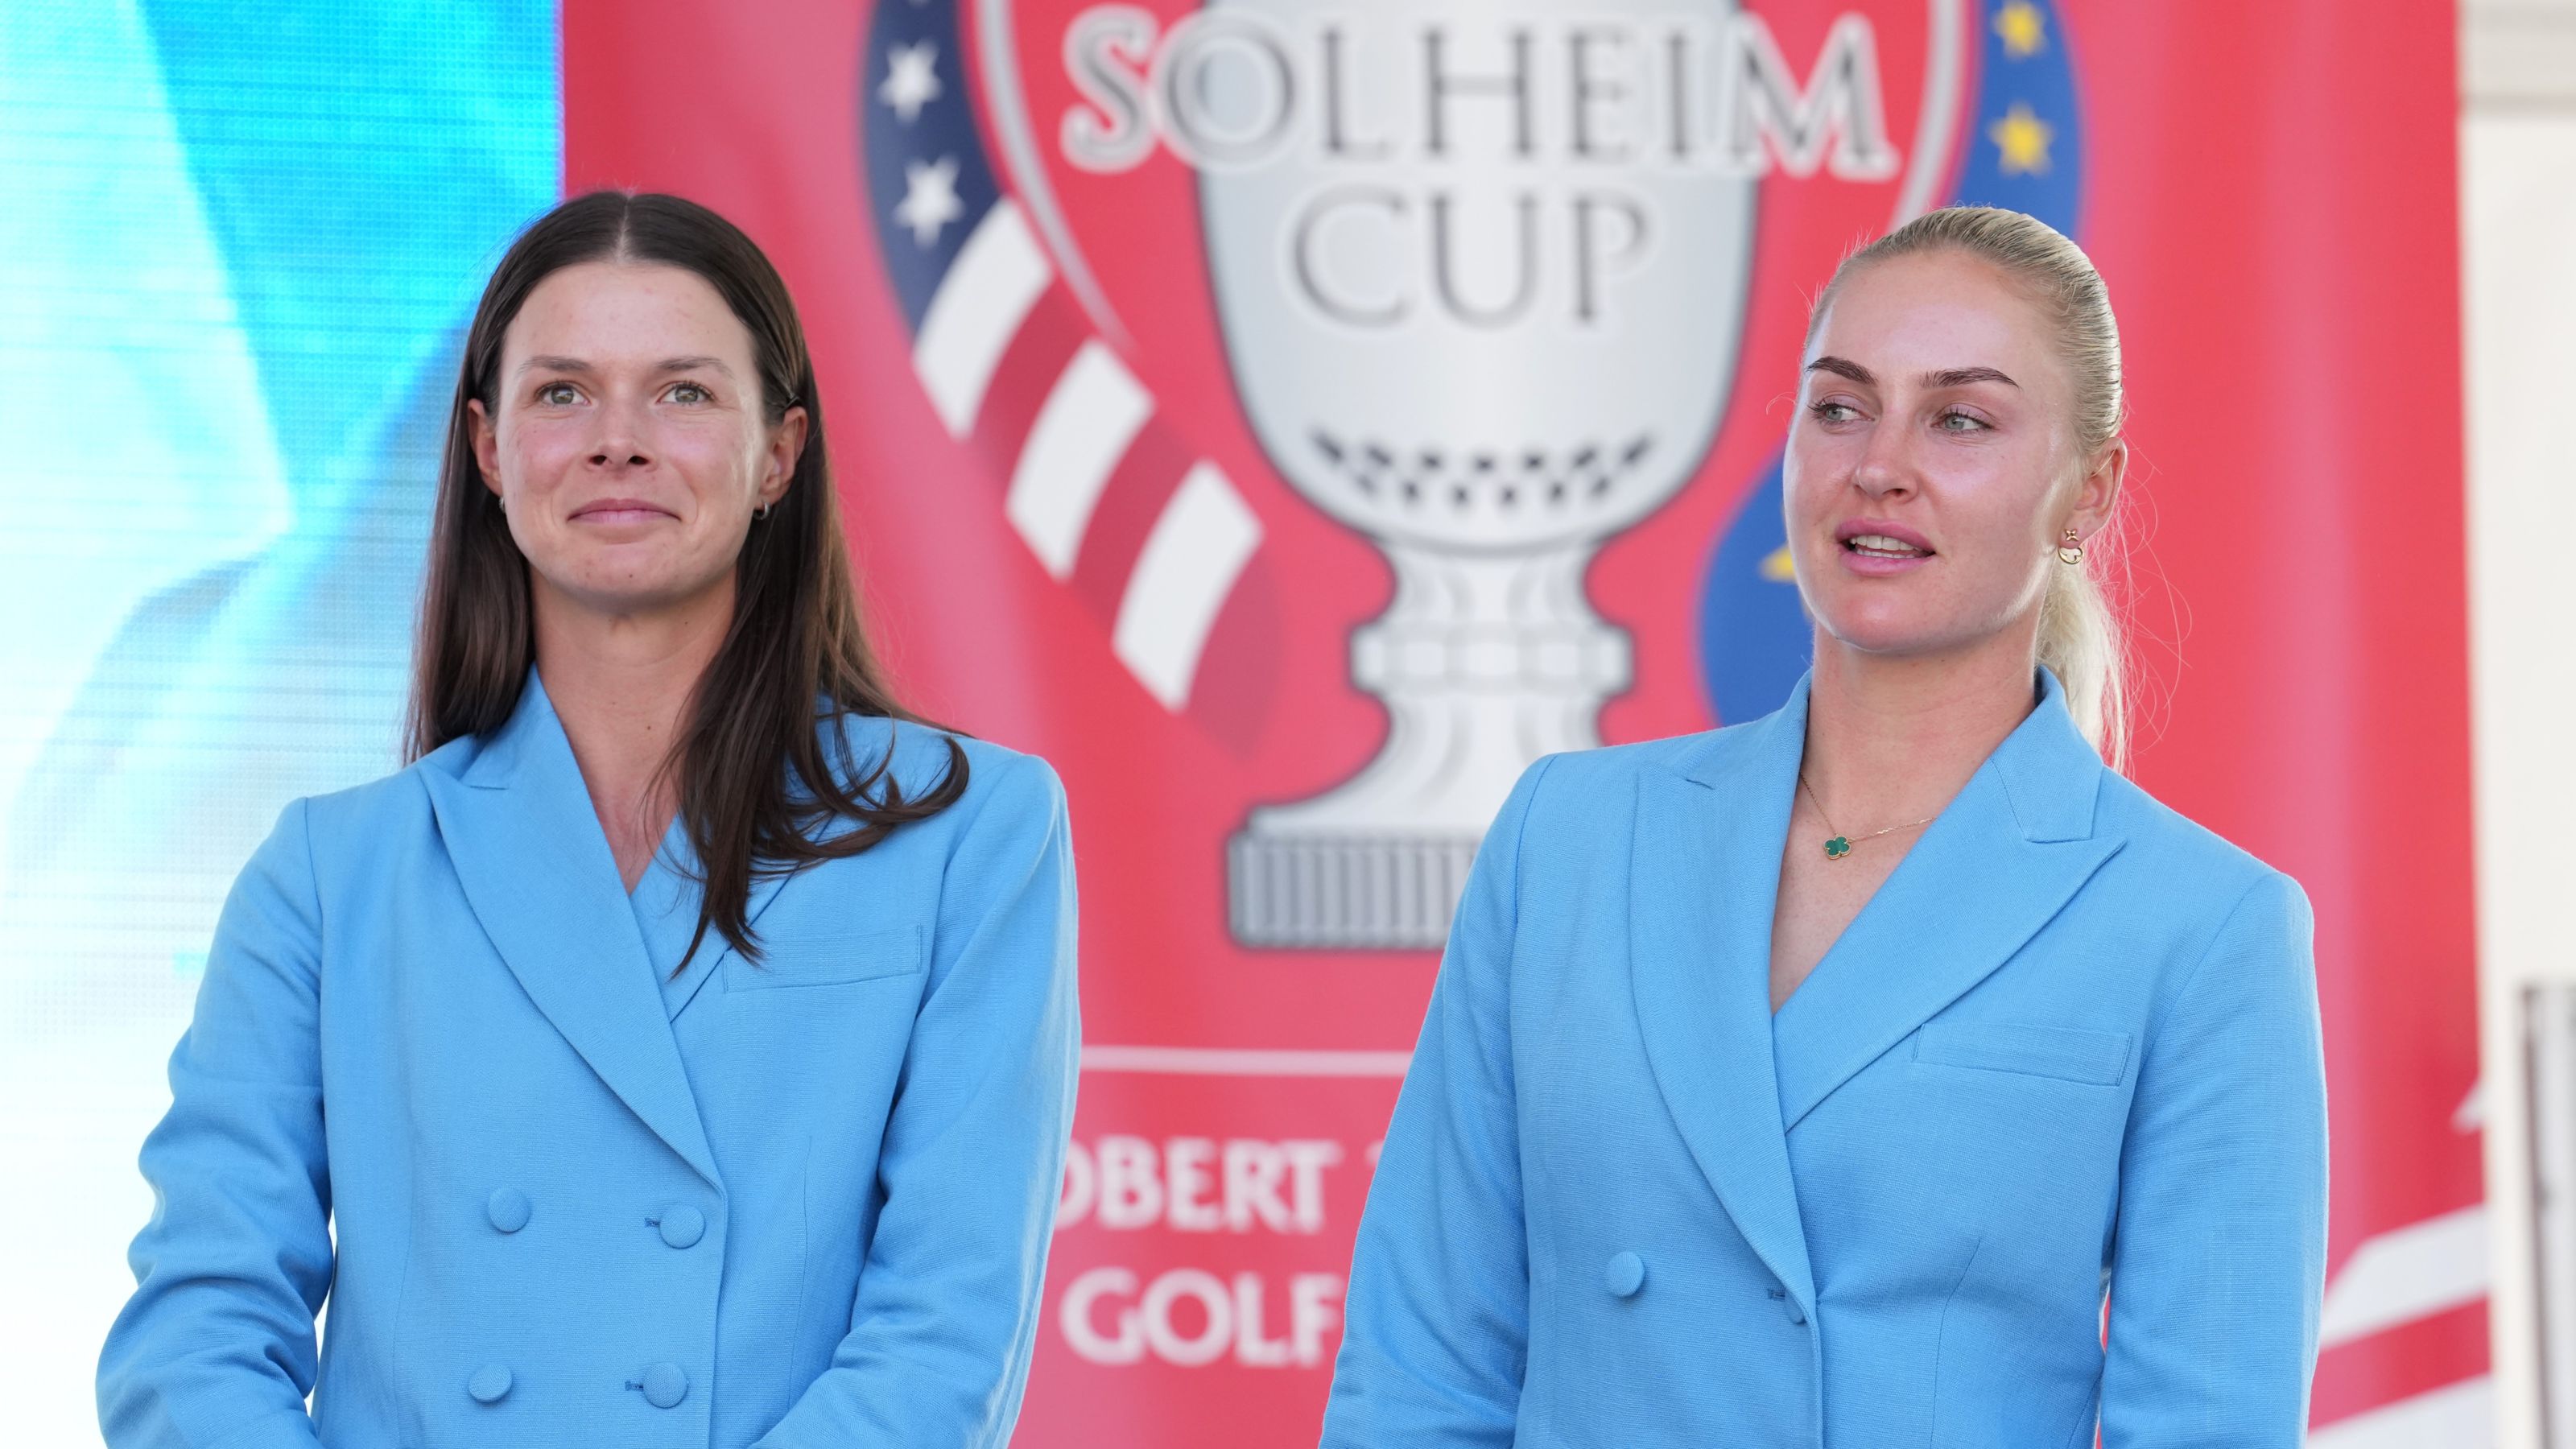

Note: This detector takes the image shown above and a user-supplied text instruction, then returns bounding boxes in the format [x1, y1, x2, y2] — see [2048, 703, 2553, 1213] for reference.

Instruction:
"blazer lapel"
[421, 675, 722, 1188]
[1769, 668, 2126, 1132]
[702, 869, 793, 988]
[639, 823, 795, 1023]
[1629, 685, 1817, 1313]
[625, 702, 882, 1019]
[685, 706, 917, 1000]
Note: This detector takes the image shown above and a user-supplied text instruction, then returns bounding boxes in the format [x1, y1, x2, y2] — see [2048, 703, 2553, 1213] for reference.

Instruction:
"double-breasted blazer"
[1322, 669, 2327, 1447]
[98, 675, 1080, 1448]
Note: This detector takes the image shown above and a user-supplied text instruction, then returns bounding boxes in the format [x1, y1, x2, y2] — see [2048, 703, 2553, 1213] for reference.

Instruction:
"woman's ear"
[467, 398, 504, 498]
[759, 405, 810, 510]
[2067, 435, 2128, 541]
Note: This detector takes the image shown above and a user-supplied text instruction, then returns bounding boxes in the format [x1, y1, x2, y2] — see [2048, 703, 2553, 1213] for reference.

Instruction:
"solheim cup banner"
[565, 1, 2477, 1439]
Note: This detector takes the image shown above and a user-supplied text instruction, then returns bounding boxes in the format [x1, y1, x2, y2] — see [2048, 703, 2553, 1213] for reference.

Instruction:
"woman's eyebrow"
[1924, 365, 2019, 389]
[1803, 357, 2020, 390]
[509, 354, 738, 377]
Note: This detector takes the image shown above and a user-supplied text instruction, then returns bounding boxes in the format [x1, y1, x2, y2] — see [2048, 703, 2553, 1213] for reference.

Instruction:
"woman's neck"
[530, 577, 734, 880]
[1799, 625, 2041, 833]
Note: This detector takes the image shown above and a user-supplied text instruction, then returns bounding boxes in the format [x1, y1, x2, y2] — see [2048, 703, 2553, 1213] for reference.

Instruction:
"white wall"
[2467, 2, 2576, 1446]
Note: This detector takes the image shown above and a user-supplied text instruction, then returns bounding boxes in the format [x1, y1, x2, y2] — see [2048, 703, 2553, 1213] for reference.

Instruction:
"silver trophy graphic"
[1203, 2, 1757, 947]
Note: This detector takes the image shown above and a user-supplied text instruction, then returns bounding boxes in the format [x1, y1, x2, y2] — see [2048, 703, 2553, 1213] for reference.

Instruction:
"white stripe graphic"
[1005, 341, 1151, 578]
[2319, 1203, 2490, 1348]
[2305, 1376, 2492, 1448]
[2453, 1077, 2485, 1132]
[912, 199, 1051, 436]
[1112, 463, 1261, 710]
[1892, 0, 1970, 227]
[1083, 1046, 1411, 1077]
[973, 0, 1128, 346]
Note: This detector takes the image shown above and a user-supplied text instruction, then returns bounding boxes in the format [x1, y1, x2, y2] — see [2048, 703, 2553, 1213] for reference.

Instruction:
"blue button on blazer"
[98, 675, 1080, 1448]
[1322, 670, 2326, 1447]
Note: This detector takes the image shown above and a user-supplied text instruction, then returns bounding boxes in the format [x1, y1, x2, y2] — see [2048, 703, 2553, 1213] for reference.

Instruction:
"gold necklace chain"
[1797, 770, 1938, 862]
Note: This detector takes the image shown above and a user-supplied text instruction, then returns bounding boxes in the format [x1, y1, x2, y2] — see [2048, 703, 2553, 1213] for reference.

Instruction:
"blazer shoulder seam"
[2149, 869, 2291, 1044]
[1508, 753, 1562, 940]
[289, 795, 327, 965]
[2097, 770, 2286, 877]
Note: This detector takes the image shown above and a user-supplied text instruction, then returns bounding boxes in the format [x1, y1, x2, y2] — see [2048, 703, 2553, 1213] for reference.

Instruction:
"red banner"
[564, 0, 2478, 1438]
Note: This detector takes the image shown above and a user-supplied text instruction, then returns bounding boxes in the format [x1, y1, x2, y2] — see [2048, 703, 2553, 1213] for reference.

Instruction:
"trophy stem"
[1228, 540, 1630, 949]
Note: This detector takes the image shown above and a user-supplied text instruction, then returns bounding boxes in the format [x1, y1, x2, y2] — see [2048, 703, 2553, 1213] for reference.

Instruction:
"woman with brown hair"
[98, 192, 1079, 1448]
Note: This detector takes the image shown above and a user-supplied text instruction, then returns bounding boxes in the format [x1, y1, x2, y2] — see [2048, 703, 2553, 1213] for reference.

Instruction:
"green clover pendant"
[1823, 836, 1852, 861]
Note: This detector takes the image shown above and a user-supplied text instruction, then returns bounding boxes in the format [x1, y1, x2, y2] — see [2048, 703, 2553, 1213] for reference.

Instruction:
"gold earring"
[2056, 528, 2083, 565]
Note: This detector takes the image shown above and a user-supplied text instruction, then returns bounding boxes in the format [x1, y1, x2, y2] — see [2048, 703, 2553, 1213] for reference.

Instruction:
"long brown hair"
[408, 190, 966, 965]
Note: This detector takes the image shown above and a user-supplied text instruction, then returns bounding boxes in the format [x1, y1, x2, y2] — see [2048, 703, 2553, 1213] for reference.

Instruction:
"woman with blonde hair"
[1323, 205, 2326, 1446]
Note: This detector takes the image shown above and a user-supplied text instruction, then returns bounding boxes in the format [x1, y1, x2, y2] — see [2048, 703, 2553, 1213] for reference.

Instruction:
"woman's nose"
[587, 398, 654, 469]
[1851, 428, 1915, 499]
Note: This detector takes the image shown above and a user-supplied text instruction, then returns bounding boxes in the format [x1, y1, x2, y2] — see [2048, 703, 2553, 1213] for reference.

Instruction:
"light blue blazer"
[1323, 670, 2326, 1447]
[98, 675, 1080, 1448]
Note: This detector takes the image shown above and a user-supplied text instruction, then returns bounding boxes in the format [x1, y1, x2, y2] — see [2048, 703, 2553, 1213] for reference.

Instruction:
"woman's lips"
[569, 498, 675, 525]
[1835, 526, 1935, 576]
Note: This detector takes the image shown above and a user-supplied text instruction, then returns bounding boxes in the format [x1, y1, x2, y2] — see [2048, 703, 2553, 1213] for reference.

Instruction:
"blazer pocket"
[1914, 1021, 2132, 1086]
[724, 923, 924, 991]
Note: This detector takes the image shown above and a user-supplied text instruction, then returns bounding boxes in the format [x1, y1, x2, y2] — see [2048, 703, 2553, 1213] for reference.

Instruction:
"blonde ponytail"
[2035, 549, 2124, 769]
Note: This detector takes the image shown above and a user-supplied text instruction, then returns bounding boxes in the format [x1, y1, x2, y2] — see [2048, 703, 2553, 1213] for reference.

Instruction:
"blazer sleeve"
[1319, 756, 1552, 1449]
[97, 800, 332, 1449]
[2100, 869, 2328, 1447]
[754, 751, 1080, 1449]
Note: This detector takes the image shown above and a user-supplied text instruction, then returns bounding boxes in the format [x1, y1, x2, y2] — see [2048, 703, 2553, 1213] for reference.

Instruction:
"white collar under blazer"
[1323, 668, 2327, 1448]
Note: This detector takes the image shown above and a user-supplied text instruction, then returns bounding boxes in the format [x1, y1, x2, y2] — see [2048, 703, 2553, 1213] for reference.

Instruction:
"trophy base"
[1227, 828, 1482, 950]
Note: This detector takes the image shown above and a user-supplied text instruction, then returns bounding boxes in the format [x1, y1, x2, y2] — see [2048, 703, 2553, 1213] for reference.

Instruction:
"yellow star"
[1995, 0, 2048, 60]
[1760, 544, 1797, 583]
[1988, 103, 2053, 175]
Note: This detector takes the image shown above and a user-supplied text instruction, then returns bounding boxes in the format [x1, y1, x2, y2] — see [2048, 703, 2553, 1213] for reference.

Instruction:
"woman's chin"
[535, 564, 729, 623]
[1814, 611, 1985, 662]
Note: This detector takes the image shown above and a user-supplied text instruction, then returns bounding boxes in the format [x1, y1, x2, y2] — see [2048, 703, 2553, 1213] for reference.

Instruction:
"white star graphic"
[879, 40, 942, 124]
[894, 155, 964, 248]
